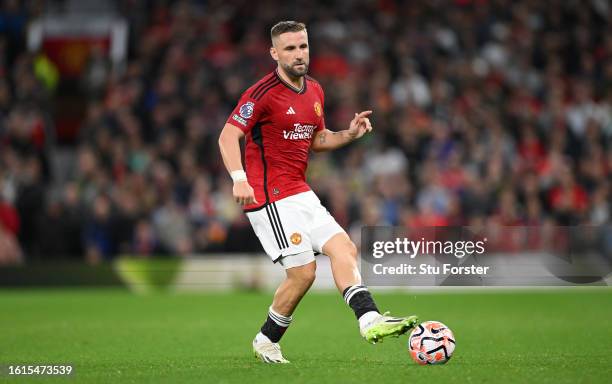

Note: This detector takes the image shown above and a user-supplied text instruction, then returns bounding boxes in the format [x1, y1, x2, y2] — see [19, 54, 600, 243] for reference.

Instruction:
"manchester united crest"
[290, 232, 302, 245]
[314, 101, 322, 117]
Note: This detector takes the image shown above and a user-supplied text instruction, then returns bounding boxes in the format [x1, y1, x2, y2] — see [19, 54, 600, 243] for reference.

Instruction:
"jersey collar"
[275, 69, 307, 94]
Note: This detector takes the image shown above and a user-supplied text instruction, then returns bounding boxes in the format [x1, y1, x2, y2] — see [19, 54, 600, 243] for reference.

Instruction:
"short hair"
[270, 21, 307, 41]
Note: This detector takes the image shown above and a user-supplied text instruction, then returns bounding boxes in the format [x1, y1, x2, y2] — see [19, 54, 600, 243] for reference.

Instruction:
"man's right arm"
[218, 123, 258, 206]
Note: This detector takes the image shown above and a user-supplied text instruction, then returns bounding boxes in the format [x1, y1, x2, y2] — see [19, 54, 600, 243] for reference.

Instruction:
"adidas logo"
[286, 107, 296, 115]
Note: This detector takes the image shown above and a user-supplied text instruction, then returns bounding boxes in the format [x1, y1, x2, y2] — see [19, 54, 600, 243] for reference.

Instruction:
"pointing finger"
[356, 110, 373, 118]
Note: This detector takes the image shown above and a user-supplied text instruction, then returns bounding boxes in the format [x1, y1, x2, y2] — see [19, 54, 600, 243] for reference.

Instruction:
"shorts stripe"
[270, 204, 288, 249]
[271, 203, 289, 248]
[265, 205, 284, 250]
[269, 205, 286, 249]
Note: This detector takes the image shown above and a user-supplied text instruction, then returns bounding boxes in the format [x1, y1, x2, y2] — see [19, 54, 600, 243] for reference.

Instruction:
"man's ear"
[270, 46, 278, 61]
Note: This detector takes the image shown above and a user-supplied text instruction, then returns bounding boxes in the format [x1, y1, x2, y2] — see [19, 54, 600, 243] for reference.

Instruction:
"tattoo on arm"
[316, 131, 342, 148]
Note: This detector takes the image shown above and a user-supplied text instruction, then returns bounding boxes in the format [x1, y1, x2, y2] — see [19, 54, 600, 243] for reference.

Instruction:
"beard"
[281, 61, 309, 79]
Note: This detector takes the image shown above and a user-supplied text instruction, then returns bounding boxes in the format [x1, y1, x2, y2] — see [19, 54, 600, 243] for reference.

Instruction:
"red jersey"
[226, 69, 326, 211]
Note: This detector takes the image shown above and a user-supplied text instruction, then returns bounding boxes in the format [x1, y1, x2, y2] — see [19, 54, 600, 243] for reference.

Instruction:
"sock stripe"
[343, 285, 380, 320]
[343, 285, 367, 302]
[343, 286, 361, 302]
[345, 287, 369, 304]
[268, 308, 292, 327]
[268, 313, 290, 327]
[342, 285, 360, 300]
[269, 306, 292, 322]
[268, 316, 290, 328]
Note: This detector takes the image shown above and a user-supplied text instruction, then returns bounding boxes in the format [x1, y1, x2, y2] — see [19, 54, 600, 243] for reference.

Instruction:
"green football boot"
[361, 312, 419, 344]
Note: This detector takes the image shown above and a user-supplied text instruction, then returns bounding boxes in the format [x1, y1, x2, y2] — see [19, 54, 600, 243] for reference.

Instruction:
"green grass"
[1, 288, 611, 383]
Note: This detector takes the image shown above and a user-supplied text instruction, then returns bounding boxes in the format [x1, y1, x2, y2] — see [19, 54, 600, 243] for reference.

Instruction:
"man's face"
[270, 30, 309, 79]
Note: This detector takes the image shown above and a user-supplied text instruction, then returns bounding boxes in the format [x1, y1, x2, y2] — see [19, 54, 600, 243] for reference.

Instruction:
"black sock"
[343, 285, 379, 319]
[260, 307, 292, 343]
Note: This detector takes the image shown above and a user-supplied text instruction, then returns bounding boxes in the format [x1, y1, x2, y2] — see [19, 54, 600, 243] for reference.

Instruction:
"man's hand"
[233, 180, 258, 206]
[347, 110, 373, 140]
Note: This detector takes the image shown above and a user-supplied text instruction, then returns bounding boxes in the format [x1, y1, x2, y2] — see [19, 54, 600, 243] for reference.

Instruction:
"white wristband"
[230, 170, 247, 183]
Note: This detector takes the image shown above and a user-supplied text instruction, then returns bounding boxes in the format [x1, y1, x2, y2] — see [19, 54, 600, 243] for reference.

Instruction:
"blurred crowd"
[0, 0, 610, 264]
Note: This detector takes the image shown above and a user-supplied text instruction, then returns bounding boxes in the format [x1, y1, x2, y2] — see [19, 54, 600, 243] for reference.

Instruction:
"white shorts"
[246, 191, 345, 269]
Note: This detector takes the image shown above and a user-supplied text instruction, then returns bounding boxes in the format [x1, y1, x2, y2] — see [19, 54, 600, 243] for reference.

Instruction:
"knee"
[338, 240, 358, 261]
[326, 239, 358, 262]
[322, 233, 358, 262]
[301, 262, 317, 286]
[290, 262, 316, 287]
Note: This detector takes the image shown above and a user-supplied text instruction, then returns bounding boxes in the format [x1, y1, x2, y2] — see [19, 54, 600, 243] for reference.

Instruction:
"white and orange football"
[408, 321, 456, 365]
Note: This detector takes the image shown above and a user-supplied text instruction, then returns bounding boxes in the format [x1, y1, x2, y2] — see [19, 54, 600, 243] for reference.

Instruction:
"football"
[408, 321, 456, 365]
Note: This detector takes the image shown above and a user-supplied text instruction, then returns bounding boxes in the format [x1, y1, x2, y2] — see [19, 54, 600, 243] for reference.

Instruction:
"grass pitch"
[1, 288, 611, 383]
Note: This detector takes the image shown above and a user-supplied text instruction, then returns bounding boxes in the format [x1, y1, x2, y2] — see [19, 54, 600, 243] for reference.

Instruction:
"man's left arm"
[311, 110, 373, 152]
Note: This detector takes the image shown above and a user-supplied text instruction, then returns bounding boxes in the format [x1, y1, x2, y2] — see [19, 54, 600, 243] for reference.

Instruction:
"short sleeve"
[225, 92, 265, 134]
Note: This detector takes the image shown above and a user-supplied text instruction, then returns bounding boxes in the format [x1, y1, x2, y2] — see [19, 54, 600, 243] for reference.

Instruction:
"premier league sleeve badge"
[239, 101, 255, 119]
